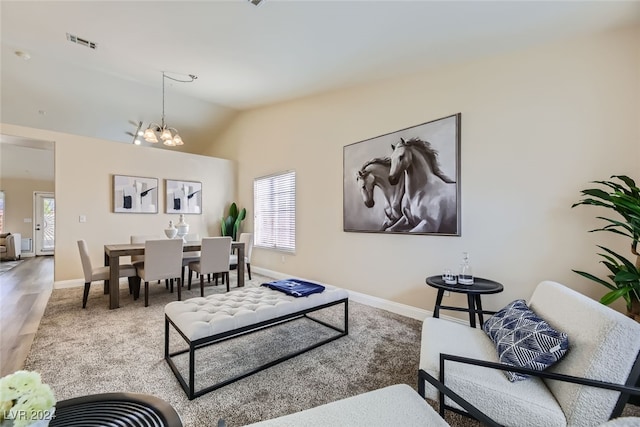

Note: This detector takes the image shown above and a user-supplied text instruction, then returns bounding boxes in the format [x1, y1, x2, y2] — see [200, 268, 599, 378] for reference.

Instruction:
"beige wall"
[0, 123, 236, 282]
[0, 178, 54, 241]
[206, 25, 640, 316]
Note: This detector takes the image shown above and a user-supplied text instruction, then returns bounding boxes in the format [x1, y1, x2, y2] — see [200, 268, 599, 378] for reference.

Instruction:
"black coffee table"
[426, 276, 503, 328]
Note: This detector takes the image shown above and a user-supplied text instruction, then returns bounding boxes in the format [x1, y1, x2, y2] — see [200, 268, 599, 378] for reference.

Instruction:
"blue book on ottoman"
[262, 279, 325, 297]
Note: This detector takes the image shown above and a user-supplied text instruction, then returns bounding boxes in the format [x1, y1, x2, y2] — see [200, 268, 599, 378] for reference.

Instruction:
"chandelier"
[141, 71, 197, 147]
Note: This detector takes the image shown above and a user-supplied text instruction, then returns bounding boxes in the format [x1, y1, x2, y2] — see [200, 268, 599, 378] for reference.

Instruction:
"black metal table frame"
[426, 276, 503, 328]
[165, 298, 349, 400]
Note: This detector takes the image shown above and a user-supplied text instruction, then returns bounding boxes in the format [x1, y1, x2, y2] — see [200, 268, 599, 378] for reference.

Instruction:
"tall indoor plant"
[221, 202, 246, 241]
[572, 175, 640, 321]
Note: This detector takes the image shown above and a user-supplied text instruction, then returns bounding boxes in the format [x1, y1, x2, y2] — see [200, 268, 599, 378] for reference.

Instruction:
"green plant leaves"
[572, 175, 640, 308]
[221, 204, 246, 241]
[229, 203, 238, 219]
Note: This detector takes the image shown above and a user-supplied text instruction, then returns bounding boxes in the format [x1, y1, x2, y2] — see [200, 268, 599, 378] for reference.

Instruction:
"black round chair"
[50, 392, 183, 427]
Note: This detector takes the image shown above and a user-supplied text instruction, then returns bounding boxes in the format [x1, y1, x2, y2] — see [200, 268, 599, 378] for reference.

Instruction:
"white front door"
[34, 192, 55, 256]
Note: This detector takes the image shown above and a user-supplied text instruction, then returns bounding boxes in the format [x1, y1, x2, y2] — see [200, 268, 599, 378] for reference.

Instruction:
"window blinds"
[253, 170, 296, 252]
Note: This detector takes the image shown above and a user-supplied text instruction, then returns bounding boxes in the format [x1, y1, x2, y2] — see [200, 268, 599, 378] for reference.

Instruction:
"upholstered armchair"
[0, 232, 21, 260]
[419, 280, 640, 427]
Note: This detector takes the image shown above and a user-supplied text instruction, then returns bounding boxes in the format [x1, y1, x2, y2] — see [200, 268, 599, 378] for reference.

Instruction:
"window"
[254, 171, 296, 252]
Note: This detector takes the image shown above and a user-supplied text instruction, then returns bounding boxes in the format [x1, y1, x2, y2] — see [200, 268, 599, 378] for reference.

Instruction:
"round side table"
[425, 276, 503, 328]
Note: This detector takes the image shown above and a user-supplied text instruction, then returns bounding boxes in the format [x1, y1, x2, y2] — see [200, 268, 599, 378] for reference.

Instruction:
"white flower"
[0, 371, 55, 426]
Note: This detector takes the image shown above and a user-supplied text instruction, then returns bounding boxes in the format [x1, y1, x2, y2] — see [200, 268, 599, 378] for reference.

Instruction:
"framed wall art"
[113, 175, 158, 213]
[343, 113, 461, 236]
[165, 179, 202, 214]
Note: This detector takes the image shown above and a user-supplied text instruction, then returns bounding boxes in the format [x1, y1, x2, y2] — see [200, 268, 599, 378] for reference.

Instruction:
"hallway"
[0, 256, 53, 376]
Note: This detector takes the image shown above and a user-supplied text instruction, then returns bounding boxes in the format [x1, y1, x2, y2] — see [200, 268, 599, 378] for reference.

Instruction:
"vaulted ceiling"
[1, 1, 639, 153]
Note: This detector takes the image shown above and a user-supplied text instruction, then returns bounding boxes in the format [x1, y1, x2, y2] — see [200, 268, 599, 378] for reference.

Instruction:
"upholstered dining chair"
[77, 239, 137, 309]
[134, 239, 184, 307]
[230, 232, 254, 280]
[181, 233, 200, 286]
[131, 234, 166, 287]
[130, 234, 163, 267]
[188, 237, 232, 295]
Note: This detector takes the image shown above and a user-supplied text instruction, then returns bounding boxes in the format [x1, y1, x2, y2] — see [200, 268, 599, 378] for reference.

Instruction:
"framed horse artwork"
[343, 113, 461, 236]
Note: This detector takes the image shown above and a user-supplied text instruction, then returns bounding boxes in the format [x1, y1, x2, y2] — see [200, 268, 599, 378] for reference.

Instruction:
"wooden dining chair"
[188, 237, 232, 295]
[77, 240, 137, 309]
[134, 239, 184, 307]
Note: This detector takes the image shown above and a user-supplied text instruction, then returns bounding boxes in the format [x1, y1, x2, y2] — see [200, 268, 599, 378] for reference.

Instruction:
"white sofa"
[243, 384, 448, 427]
[0, 232, 21, 260]
[419, 280, 640, 426]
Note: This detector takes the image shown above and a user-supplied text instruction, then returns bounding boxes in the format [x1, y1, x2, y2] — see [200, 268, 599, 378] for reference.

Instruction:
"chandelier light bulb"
[143, 128, 158, 143]
[160, 128, 172, 141]
[173, 134, 184, 146]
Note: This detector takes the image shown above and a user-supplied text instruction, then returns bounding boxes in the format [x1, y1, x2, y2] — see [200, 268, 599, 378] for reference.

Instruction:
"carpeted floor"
[24, 271, 639, 426]
[24, 272, 431, 426]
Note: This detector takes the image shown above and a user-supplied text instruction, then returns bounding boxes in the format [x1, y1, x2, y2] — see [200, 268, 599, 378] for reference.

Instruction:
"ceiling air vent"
[66, 33, 97, 50]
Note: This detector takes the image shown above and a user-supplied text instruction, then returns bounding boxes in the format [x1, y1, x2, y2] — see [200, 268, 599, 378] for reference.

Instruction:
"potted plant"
[0, 370, 56, 426]
[572, 175, 640, 321]
[221, 202, 246, 242]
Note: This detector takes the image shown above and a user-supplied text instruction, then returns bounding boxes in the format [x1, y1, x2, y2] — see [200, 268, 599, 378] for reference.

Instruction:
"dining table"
[103, 240, 245, 309]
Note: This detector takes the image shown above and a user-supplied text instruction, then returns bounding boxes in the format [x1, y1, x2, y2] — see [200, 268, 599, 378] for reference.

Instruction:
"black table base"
[426, 276, 504, 328]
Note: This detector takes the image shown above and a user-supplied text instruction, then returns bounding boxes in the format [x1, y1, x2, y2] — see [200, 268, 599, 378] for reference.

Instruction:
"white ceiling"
[1, 0, 639, 148]
[0, 140, 54, 181]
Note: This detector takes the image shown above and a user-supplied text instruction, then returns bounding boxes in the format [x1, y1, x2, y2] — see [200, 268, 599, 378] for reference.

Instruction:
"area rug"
[0, 259, 23, 275]
[24, 272, 429, 426]
[24, 271, 639, 426]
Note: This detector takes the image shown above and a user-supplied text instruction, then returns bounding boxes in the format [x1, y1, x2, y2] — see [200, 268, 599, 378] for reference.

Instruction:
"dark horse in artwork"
[356, 157, 407, 230]
[388, 137, 457, 233]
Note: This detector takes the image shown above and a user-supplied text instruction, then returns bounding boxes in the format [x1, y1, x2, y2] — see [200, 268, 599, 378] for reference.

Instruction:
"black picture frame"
[343, 113, 461, 235]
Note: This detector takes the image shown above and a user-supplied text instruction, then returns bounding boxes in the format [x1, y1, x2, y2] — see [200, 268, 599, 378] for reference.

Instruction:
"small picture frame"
[165, 179, 202, 214]
[113, 175, 158, 213]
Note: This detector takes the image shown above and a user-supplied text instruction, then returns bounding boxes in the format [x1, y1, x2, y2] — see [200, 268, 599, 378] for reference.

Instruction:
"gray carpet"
[24, 272, 430, 426]
[24, 271, 639, 426]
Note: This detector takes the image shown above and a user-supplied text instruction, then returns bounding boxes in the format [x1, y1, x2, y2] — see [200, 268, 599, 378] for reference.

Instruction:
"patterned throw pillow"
[482, 299, 569, 382]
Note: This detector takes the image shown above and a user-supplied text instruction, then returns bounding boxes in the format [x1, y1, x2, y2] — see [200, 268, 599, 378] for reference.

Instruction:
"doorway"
[34, 192, 55, 255]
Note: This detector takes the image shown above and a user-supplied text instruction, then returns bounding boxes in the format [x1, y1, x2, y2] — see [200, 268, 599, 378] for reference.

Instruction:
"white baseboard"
[252, 266, 467, 324]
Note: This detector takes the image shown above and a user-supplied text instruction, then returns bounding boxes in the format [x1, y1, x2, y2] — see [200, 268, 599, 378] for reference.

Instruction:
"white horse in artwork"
[356, 157, 408, 230]
[387, 137, 457, 233]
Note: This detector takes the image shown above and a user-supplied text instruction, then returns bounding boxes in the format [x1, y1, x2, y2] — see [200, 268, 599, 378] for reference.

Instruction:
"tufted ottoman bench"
[164, 284, 349, 399]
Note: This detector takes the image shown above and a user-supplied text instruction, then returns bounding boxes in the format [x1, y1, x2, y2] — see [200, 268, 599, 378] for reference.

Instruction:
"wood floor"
[0, 256, 53, 377]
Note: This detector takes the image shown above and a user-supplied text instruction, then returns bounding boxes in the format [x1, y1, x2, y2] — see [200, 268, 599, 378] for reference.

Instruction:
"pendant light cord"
[161, 72, 198, 127]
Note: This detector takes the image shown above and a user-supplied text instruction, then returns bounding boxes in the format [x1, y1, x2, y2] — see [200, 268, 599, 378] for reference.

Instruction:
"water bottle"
[458, 252, 474, 285]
